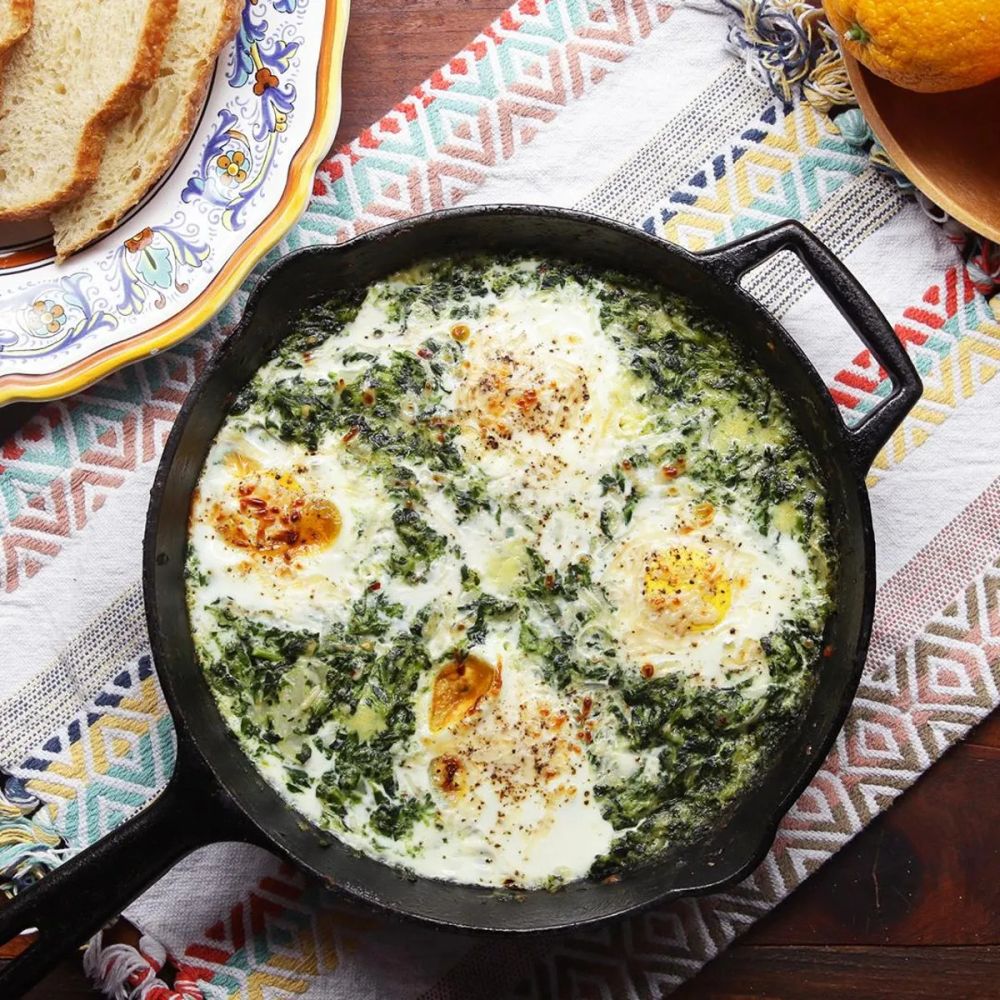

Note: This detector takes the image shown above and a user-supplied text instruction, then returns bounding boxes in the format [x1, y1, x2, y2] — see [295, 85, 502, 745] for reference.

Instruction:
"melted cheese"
[188, 258, 833, 890]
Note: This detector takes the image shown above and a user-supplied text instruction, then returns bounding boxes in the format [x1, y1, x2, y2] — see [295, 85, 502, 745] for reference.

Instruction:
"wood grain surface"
[4, 3, 1000, 997]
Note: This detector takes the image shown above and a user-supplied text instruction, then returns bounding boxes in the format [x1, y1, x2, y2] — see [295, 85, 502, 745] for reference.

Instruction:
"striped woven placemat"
[3, 1, 999, 996]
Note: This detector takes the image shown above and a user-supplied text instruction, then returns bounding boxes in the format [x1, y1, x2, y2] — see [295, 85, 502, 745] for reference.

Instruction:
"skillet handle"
[0, 774, 244, 997]
[697, 220, 922, 473]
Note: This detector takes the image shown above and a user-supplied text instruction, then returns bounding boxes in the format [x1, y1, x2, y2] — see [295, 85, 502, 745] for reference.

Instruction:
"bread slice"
[0, 0, 179, 222]
[53, 0, 241, 258]
[0, 0, 32, 59]
[0, 0, 32, 99]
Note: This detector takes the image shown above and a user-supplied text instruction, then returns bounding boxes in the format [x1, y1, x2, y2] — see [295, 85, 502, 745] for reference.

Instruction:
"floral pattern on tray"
[0, 0, 348, 402]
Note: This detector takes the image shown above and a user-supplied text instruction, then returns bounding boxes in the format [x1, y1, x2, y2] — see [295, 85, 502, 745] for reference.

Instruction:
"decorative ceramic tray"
[0, 0, 349, 406]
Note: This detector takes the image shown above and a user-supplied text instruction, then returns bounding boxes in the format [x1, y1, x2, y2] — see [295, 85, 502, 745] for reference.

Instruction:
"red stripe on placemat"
[830, 264, 977, 412]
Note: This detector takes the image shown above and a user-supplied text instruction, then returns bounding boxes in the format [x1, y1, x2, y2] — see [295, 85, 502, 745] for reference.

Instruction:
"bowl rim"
[843, 52, 1000, 243]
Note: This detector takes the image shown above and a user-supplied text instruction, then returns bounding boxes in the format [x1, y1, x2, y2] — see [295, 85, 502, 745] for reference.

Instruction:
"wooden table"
[5, 3, 1000, 996]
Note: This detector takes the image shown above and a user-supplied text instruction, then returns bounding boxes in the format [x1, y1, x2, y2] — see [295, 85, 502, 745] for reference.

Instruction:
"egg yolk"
[211, 456, 341, 557]
[642, 545, 732, 634]
[430, 655, 499, 732]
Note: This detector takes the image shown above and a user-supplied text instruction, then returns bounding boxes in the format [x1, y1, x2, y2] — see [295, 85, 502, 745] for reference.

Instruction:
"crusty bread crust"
[54, 0, 242, 257]
[0, 0, 179, 222]
[0, 0, 32, 50]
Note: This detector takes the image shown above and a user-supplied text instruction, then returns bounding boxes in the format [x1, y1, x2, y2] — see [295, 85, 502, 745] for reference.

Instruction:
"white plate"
[0, 0, 349, 406]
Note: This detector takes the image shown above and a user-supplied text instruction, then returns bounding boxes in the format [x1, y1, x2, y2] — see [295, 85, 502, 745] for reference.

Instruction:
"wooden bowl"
[843, 52, 1000, 242]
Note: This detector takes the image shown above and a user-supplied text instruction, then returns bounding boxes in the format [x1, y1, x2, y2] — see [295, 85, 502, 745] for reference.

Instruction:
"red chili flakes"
[641, 663, 655, 679]
[433, 755, 464, 793]
[240, 495, 268, 513]
[515, 388, 539, 413]
[341, 426, 359, 444]
[368, 580, 381, 592]
[661, 457, 686, 480]
[823, 644, 834, 658]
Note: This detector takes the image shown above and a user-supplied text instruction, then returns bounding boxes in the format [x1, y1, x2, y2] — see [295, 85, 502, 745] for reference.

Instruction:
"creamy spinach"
[186, 256, 835, 887]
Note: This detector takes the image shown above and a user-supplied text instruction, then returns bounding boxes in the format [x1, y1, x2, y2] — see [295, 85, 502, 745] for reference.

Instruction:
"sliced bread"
[0, 0, 179, 222]
[53, 0, 242, 257]
[0, 0, 32, 98]
[0, 0, 32, 58]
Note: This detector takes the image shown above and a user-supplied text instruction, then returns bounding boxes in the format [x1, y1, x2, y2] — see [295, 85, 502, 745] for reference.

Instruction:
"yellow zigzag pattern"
[868, 317, 1000, 488]
[228, 910, 345, 999]
[659, 101, 834, 251]
[26, 674, 162, 804]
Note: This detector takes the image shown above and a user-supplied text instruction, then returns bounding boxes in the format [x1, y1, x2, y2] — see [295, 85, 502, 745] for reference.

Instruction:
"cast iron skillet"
[0, 207, 921, 995]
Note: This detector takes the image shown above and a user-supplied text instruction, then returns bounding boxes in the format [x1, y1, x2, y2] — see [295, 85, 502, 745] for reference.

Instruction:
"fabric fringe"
[1, 775, 203, 1000]
[718, 0, 1000, 297]
[719, 0, 851, 112]
[0, 774, 67, 900]
[83, 931, 210, 1000]
[831, 108, 913, 189]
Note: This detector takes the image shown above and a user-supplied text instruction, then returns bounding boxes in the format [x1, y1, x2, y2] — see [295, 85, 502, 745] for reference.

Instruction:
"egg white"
[448, 281, 657, 575]
[378, 654, 614, 886]
[188, 423, 396, 633]
[598, 481, 812, 694]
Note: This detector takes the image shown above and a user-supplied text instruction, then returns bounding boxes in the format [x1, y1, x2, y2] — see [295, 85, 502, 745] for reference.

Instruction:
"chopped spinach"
[520, 548, 593, 604]
[460, 592, 518, 646]
[389, 507, 447, 582]
[203, 606, 314, 705]
[191, 253, 837, 887]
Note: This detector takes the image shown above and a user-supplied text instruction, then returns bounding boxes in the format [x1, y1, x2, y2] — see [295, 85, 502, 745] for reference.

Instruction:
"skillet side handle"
[698, 220, 922, 473]
[0, 776, 231, 997]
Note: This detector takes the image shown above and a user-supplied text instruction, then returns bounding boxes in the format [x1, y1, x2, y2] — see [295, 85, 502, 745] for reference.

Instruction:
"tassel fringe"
[0, 775, 67, 899]
[719, 0, 1000, 298]
[83, 931, 211, 1000]
[719, 0, 851, 112]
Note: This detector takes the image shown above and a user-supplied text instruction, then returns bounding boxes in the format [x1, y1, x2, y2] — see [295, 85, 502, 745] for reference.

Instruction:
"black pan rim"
[146, 205, 884, 932]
